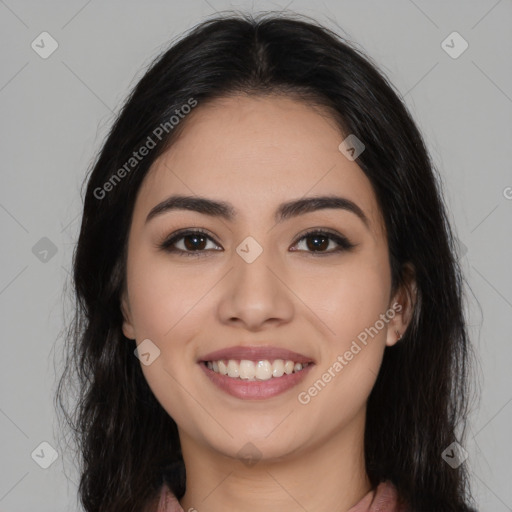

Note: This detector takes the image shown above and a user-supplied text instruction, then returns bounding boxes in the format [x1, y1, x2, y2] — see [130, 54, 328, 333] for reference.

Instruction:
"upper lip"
[199, 345, 315, 364]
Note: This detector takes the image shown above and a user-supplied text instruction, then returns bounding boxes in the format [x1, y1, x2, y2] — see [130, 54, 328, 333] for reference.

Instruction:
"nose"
[216, 245, 295, 331]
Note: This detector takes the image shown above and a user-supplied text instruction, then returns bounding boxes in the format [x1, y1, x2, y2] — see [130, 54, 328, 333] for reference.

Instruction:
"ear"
[385, 262, 417, 347]
[120, 291, 136, 340]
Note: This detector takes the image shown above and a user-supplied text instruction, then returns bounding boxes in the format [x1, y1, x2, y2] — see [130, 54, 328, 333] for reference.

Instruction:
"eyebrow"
[145, 194, 370, 229]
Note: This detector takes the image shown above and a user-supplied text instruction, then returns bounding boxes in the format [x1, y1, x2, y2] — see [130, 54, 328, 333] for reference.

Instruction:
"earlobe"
[386, 263, 417, 347]
[120, 294, 136, 340]
[385, 306, 407, 347]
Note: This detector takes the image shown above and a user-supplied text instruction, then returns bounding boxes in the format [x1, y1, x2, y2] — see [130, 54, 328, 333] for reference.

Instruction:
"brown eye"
[159, 229, 222, 257]
[304, 233, 330, 251]
[291, 230, 355, 255]
[181, 233, 208, 251]
[159, 228, 355, 257]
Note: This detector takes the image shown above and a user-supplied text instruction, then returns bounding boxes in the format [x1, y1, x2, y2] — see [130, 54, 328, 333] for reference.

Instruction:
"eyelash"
[157, 228, 356, 258]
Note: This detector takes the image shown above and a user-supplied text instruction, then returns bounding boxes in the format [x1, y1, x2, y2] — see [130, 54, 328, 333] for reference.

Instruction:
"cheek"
[126, 251, 211, 419]
[127, 252, 206, 428]
[126, 248, 208, 340]
[298, 256, 391, 347]
[294, 257, 391, 416]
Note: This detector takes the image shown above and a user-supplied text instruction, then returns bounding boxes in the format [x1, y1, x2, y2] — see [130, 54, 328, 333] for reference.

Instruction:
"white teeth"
[206, 358, 310, 379]
[227, 360, 239, 378]
[218, 360, 228, 375]
[284, 360, 294, 375]
[255, 360, 272, 380]
[272, 359, 285, 377]
[239, 360, 255, 380]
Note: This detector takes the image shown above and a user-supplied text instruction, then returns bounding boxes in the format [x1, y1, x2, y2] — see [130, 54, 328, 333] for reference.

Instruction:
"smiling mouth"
[198, 345, 315, 399]
[203, 359, 312, 381]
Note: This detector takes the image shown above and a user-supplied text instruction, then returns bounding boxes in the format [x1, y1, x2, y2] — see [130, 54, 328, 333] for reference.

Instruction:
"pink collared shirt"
[155, 480, 407, 511]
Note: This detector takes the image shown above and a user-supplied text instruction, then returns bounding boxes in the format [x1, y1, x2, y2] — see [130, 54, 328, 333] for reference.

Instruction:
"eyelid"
[157, 228, 222, 256]
[158, 227, 356, 256]
[290, 227, 356, 254]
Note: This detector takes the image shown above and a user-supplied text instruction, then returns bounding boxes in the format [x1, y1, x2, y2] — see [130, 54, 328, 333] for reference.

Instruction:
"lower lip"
[199, 362, 314, 400]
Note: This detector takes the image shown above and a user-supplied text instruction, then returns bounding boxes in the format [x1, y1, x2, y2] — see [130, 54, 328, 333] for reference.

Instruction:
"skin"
[121, 94, 415, 512]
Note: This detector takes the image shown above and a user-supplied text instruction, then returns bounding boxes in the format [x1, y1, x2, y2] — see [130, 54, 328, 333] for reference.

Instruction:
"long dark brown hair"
[55, 11, 478, 511]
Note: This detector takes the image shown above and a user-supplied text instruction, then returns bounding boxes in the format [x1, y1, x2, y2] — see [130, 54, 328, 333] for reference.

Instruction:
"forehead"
[134, 94, 385, 238]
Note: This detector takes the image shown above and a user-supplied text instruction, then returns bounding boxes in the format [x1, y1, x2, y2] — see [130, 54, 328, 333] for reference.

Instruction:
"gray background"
[0, 0, 511, 510]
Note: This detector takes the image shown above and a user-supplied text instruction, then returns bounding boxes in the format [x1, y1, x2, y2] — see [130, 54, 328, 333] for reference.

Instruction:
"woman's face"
[121, 94, 408, 462]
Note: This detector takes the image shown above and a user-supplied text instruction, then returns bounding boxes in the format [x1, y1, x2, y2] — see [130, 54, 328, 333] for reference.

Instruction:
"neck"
[178, 410, 371, 512]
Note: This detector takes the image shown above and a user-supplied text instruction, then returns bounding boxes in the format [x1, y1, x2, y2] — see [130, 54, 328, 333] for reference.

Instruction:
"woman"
[56, 12, 478, 512]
